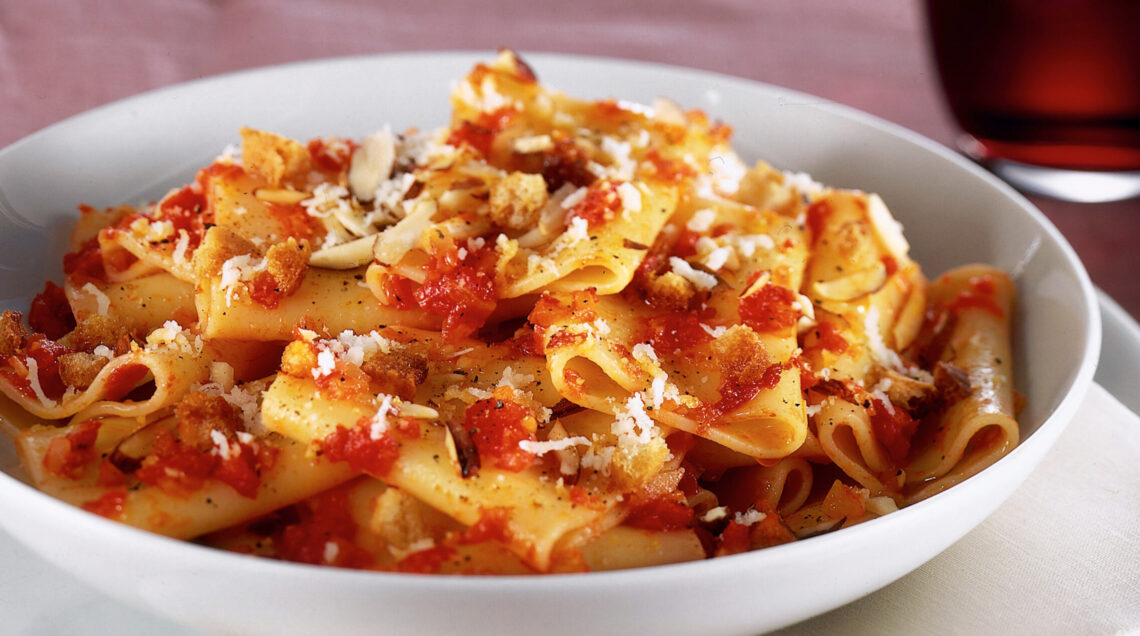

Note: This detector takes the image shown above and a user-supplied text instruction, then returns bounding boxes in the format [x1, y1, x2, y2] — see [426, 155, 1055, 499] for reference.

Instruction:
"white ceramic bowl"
[0, 52, 1100, 635]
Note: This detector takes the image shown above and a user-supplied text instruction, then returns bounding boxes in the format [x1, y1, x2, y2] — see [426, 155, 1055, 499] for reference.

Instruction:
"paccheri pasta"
[0, 51, 1019, 574]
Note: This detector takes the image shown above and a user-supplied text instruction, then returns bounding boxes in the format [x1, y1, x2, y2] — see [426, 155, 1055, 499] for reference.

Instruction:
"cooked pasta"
[0, 50, 1019, 574]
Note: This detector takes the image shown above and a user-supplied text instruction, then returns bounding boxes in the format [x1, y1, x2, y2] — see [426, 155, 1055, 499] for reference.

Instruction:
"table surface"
[2, 0, 1136, 317]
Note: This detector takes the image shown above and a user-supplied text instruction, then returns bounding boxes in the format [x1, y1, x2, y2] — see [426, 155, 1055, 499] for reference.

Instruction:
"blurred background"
[0, 0, 1135, 317]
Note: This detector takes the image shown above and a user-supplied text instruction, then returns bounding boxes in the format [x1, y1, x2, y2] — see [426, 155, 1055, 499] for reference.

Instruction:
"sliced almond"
[349, 127, 397, 201]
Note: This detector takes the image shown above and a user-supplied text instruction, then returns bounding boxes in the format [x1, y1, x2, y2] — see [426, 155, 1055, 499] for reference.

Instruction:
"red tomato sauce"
[644, 148, 696, 183]
[307, 138, 356, 174]
[806, 200, 831, 247]
[869, 398, 918, 465]
[63, 237, 107, 285]
[157, 184, 209, 243]
[640, 311, 712, 357]
[947, 274, 1004, 318]
[397, 545, 457, 574]
[715, 520, 751, 555]
[506, 325, 544, 358]
[464, 398, 535, 473]
[23, 334, 73, 400]
[529, 289, 599, 329]
[670, 228, 701, 259]
[136, 429, 277, 499]
[42, 419, 101, 479]
[697, 362, 787, 428]
[414, 243, 498, 342]
[319, 424, 401, 478]
[881, 255, 899, 277]
[265, 201, 323, 243]
[458, 507, 513, 545]
[81, 489, 127, 519]
[803, 322, 849, 355]
[566, 180, 623, 228]
[446, 107, 517, 157]
[381, 274, 419, 310]
[245, 270, 287, 309]
[739, 283, 798, 334]
[275, 487, 373, 569]
[624, 497, 694, 531]
[102, 364, 149, 401]
[27, 281, 76, 339]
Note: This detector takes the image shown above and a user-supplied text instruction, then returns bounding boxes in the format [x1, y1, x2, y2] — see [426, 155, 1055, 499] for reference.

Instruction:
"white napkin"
[780, 382, 1140, 635]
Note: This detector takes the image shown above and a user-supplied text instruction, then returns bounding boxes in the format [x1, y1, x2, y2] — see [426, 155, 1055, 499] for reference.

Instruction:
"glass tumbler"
[924, 0, 1140, 202]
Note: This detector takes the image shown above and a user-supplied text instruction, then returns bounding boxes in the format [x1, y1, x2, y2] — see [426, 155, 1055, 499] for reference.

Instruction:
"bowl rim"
[0, 49, 1102, 589]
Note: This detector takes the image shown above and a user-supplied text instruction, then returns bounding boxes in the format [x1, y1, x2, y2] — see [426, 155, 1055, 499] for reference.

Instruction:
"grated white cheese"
[702, 246, 733, 271]
[593, 319, 611, 336]
[210, 429, 237, 461]
[708, 151, 747, 194]
[733, 234, 775, 257]
[579, 445, 615, 475]
[81, 282, 110, 316]
[805, 403, 822, 418]
[611, 393, 659, 449]
[313, 349, 337, 379]
[631, 342, 658, 364]
[92, 345, 114, 360]
[171, 229, 191, 266]
[668, 257, 717, 290]
[497, 366, 535, 390]
[301, 183, 353, 219]
[601, 136, 636, 180]
[218, 254, 267, 307]
[370, 394, 396, 439]
[130, 217, 175, 242]
[518, 436, 591, 455]
[734, 508, 767, 527]
[617, 182, 642, 213]
[782, 170, 825, 196]
[700, 506, 728, 523]
[686, 208, 717, 233]
[565, 216, 590, 246]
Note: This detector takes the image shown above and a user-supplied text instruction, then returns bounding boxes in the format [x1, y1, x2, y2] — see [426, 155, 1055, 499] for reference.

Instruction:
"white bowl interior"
[0, 52, 1099, 635]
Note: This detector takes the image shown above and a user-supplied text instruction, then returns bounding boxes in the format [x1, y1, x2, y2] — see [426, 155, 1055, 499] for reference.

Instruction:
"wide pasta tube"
[0, 323, 217, 421]
[714, 457, 815, 516]
[195, 265, 440, 340]
[814, 397, 900, 497]
[903, 265, 1019, 503]
[539, 291, 806, 461]
[14, 413, 357, 540]
[261, 374, 616, 572]
[65, 272, 197, 334]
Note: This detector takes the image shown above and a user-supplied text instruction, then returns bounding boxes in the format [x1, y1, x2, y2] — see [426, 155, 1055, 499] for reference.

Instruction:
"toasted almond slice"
[309, 235, 378, 270]
[810, 263, 888, 302]
[349, 127, 396, 201]
[254, 188, 308, 205]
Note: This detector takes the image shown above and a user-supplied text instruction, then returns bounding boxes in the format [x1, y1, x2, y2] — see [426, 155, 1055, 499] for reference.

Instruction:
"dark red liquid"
[926, 0, 1140, 171]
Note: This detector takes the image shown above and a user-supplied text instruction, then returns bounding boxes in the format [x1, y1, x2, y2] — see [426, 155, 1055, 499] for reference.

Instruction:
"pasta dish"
[0, 51, 1019, 574]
